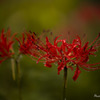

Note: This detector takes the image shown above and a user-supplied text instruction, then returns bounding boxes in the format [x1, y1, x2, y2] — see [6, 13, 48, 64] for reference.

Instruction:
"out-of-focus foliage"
[0, 0, 100, 100]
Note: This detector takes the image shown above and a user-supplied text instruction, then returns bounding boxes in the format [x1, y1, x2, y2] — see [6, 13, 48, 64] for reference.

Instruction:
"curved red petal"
[73, 66, 81, 81]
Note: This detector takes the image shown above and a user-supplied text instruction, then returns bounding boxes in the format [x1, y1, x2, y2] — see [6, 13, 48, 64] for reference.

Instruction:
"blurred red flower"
[17, 31, 100, 81]
[0, 29, 16, 63]
[78, 4, 100, 22]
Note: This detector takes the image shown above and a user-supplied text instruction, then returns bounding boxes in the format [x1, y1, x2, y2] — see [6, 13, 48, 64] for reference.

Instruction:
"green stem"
[15, 56, 22, 100]
[11, 58, 16, 80]
[63, 67, 68, 100]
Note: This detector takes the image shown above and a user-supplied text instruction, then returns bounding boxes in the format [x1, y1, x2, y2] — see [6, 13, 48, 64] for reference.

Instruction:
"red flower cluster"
[0, 29, 16, 63]
[17, 31, 100, 81]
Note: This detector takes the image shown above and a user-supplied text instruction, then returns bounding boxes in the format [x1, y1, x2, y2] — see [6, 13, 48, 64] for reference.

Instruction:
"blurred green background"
[0, 0, 100, 100]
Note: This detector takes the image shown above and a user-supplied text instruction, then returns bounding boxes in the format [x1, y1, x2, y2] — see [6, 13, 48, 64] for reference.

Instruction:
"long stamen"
[89, 33, 100, 47]
[80, 65, 99, 71]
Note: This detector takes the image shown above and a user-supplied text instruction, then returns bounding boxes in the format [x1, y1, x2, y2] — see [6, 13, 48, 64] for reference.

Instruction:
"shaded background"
[0, 0, 100, 100]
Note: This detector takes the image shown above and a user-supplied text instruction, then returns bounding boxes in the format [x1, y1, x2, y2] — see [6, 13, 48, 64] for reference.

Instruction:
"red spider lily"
[17, 31, 100, 81]
[16, 32, 35, 54]
[16, 31, 45, 57]
[70, 34, 100, 81]
[0, 29, 16, 64]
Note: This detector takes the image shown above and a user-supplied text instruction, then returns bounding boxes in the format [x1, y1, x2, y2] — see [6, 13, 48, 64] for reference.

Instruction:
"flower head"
[0, 29, 16, 63]
[17, 31, 100, 81]
[70, 34, 100, 80]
